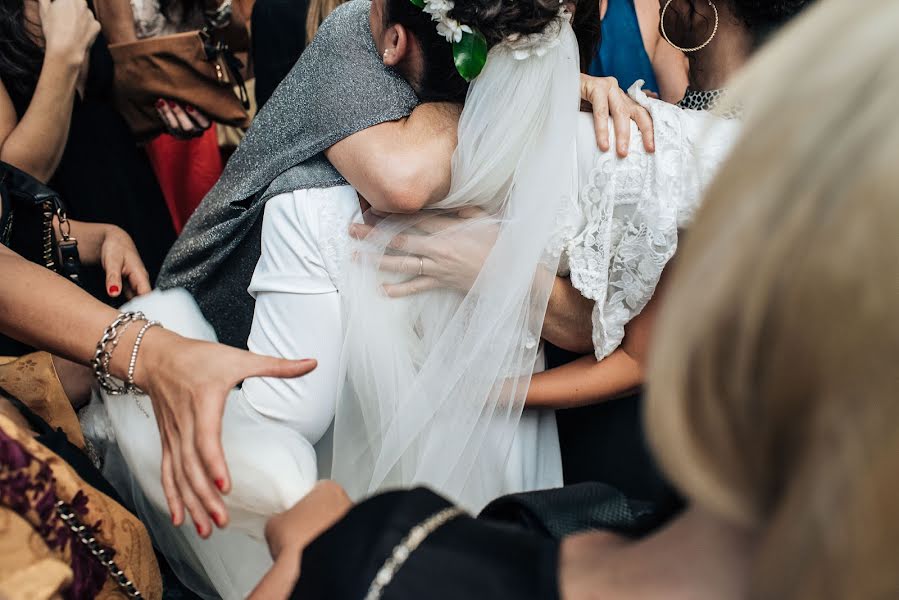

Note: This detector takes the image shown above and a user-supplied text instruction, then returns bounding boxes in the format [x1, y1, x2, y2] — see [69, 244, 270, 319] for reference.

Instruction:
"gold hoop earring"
[661, 0, 719, 53]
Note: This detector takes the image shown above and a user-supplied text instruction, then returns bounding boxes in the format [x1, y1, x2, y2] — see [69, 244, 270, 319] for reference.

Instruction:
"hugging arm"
[526, 269, 667, 408]
[543, 276, 595, 354]
[328, 76, 655, 214]
[325, 102, 462, 213]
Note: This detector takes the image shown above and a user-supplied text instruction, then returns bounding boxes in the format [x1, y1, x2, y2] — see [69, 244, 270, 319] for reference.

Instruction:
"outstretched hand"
[132, 330, 317, 537]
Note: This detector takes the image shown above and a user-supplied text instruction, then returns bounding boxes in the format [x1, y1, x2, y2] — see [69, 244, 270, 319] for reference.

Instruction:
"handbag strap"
[56, 500, 144, 598]
[200, 28, 251, 110]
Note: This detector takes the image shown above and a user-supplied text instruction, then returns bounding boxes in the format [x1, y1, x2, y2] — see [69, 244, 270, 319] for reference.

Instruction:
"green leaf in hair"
[453, 29, 488, 82]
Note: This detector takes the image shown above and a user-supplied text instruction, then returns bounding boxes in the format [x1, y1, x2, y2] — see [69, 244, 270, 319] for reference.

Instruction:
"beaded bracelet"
[126, 320, 162, 394]
[91, 312, 147, 395]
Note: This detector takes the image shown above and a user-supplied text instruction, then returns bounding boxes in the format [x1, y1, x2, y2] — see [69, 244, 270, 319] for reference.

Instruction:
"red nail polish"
[214, 478, 225, 492]
[195, 522, 205, 536]
[108, 285, 120, 294]
[167, 100, 177, 108]
[171, 513, 177, 525]
[155, 99, 165, 108]
[212, 511, 224, 528]
[186, 104, 196, 112]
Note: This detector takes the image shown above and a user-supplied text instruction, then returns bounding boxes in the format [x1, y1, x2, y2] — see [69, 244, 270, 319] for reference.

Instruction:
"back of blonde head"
[646, 0, 899, 599]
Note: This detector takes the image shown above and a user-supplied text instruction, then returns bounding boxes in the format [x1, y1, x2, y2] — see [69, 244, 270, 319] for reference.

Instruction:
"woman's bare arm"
[528, 268, 668, 408]
[526, 350, 642, 408]
[0, 0, 100, 182]
[543, 276, 595, 354]
[0, 63, 79, 183]
[0, 244, 318, 536]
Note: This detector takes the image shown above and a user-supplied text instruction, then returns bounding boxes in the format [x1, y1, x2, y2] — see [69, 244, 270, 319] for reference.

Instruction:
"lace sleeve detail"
[566, 84, 737, 360]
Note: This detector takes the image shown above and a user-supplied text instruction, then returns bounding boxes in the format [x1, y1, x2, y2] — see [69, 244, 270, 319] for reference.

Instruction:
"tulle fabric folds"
[332, 18, 581, 511]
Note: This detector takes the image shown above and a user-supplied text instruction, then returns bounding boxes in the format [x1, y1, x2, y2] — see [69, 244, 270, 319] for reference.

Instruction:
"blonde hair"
[305, 0, 347, 44]
[645, 0, 899, 599]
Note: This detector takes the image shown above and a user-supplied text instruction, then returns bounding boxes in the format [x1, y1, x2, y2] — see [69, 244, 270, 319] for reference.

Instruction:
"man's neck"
[686, 24, 753, 91]
[559, 505, 755, 600]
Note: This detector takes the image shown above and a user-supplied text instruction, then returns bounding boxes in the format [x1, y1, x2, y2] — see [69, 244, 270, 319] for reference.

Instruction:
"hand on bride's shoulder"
[132, 329, 318, 537]
[580, 74, 655, 157]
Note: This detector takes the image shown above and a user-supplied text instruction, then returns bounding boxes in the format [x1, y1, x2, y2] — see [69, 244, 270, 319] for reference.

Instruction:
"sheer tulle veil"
[332, 11, 581, 510]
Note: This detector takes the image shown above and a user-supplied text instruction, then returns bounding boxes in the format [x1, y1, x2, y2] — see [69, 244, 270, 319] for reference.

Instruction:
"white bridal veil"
[332, 12, 581, 510]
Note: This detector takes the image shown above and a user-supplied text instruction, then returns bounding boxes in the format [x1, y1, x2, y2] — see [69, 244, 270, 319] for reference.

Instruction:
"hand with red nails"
[61, 220, 151, 299]
[0, 244, 318, 539]
[128, 328, 318, 537]
[155, 99, 212, 140]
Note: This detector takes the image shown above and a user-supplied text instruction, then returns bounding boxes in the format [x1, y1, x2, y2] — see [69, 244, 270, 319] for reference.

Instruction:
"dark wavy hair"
[383, 0, 470, 103]
[0, 0, 44, 100]
[384, 0, 596, 102]
[676, 0, 813, 46]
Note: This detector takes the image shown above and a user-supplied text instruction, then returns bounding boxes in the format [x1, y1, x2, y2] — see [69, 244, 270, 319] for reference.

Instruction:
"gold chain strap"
[41, 199, 55, 270]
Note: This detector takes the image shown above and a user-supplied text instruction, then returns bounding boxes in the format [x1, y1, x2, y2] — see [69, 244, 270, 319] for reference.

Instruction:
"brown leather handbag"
[107, 29, 252, 141]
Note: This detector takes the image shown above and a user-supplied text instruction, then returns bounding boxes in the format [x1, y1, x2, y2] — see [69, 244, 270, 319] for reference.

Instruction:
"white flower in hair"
[422, 0, 454, 19]
[436, 18, 472, 43]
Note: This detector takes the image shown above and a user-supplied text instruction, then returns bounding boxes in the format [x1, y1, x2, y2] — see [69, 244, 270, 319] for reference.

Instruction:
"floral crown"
[409, 0, 488, 81]
[408, 0, 570, 81]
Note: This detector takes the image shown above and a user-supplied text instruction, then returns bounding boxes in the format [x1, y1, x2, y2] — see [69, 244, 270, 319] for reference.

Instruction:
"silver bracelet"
[101, 318, 137, 378]
[126, 320, 162, 395]
[364, 506, 465, 600]
[91, 312, 146, 395]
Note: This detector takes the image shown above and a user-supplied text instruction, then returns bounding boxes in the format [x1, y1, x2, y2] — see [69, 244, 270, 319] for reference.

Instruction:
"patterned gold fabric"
[0, 509, 73, 600]
[0, 352, 163, 599]
[0, 353, 86, 450]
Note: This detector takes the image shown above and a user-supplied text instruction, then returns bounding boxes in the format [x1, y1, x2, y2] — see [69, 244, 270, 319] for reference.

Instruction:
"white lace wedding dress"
[82, 84, 737, 598]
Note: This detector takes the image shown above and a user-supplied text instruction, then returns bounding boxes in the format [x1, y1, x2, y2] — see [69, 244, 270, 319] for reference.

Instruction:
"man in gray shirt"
[158, 0, 419, 347]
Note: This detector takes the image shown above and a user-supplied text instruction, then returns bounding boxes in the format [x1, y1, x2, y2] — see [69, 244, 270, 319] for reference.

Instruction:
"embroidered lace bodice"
[564, 88, 741, 359]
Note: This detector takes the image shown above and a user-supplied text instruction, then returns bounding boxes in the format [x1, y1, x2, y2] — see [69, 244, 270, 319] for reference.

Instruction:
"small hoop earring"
[661, 0, 719, 53]
[383, 49, 390, 62]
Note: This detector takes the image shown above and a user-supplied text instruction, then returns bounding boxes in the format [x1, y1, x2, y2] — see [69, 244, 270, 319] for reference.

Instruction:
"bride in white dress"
[84, 4, 738, 599]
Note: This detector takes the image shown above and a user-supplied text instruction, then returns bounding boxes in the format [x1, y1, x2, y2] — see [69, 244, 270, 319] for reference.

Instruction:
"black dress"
[2, 31, 176, 300]
[293, 488, 561, 600]
[293, 485, 675, 599]
[546, 344, 683, 513]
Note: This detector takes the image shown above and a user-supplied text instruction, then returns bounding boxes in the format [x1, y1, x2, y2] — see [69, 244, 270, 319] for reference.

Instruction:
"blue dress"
[588, 0, 659, 93]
